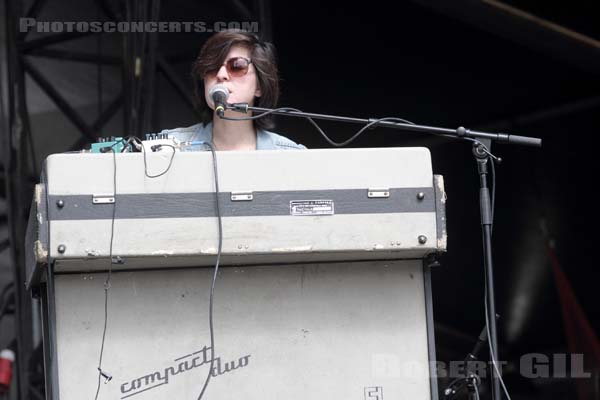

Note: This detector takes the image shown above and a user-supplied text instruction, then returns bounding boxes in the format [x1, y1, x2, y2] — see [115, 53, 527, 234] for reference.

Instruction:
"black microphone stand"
[225, 103, 542, 400]
[473, 139, 502, 400]
[444, 317, 498, 400]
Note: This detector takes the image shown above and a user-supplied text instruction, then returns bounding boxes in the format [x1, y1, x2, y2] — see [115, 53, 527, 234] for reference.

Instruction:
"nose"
[216, 64, 229, 82]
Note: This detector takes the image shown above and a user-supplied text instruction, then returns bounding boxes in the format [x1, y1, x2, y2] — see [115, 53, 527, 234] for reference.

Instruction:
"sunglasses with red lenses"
[208, 57, 253, 77]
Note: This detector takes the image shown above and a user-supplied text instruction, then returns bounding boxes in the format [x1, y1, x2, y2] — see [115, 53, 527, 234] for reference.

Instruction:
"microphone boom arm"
[227, 103, 542, 147]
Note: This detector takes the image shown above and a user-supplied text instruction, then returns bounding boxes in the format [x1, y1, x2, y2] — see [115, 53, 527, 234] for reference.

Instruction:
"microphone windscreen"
[209, 84, 229, 101]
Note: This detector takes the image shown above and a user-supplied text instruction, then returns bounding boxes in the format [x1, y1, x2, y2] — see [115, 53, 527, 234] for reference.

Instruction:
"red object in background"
[0, 349, 15, 393]
[548, 240, 600, 400]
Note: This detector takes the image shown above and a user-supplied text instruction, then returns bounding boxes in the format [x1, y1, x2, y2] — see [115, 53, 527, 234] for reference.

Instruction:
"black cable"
[98, 137, 129, 153]
[94, 148, 118, 400]
[443, 377, 463, 397]
[445, 375, 483, 399]
[196, 142, 223, 400]
[484, 276, 512, 399]
[320, 116, 421, 147]
[131, 138, 220, 399]
[141, 143, 176, 178]
[220, 107, 423, 147]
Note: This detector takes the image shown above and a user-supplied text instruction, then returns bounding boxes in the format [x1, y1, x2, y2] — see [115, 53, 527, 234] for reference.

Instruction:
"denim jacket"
[158, 122, 307, 150]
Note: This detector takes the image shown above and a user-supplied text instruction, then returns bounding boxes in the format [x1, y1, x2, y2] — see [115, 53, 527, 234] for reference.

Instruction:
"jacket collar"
[199, 122, 271, 150]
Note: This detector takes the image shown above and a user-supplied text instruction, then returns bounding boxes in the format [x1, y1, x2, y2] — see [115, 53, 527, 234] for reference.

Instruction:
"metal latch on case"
[231, 192, 253, 201]
[92, 195, 115, 204]
[367, 188, 390, 198]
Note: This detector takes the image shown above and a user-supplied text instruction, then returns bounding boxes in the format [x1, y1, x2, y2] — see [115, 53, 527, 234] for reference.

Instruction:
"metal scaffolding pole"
[4, 0, 35, 398]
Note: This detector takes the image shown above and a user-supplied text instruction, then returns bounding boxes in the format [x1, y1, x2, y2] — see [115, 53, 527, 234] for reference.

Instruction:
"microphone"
[209, 84, 229, 117]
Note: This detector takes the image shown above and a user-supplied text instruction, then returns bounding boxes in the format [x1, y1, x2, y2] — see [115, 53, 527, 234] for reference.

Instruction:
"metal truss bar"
[163, 52, 194, 65]
[25, 0, 46, 19]
[409, 0, 600, 75]
[254, 0, 272, 41]
[156, 55, 199, 116]
[20, 74, 38, 176]
[20, 31, 94, 52]
[228, 0, 253, 20]
[18, 0, 48, 41]
[482, 0, 599, 49]
[94, 0, 200, 127]
[94, 0, 124, 21]
[22, 58, 96, 142]
[92, 92, 124, 132]
[69, 93, 124, 151]
[26, 48, 121, 65]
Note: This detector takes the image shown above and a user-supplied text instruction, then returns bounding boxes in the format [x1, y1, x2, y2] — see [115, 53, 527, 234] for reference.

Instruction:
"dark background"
[272, 0, 599, 359]
[1, 0, 599, 399]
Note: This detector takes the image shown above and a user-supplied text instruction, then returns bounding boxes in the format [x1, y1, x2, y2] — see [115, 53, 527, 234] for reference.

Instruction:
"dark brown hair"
[191, 29, 280, 131]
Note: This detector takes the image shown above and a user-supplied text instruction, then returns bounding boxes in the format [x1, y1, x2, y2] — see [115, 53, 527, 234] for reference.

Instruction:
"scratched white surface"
[45, 148, 433, 194]
[53, 260, 433, 400]
[49, 213, 438, 264]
